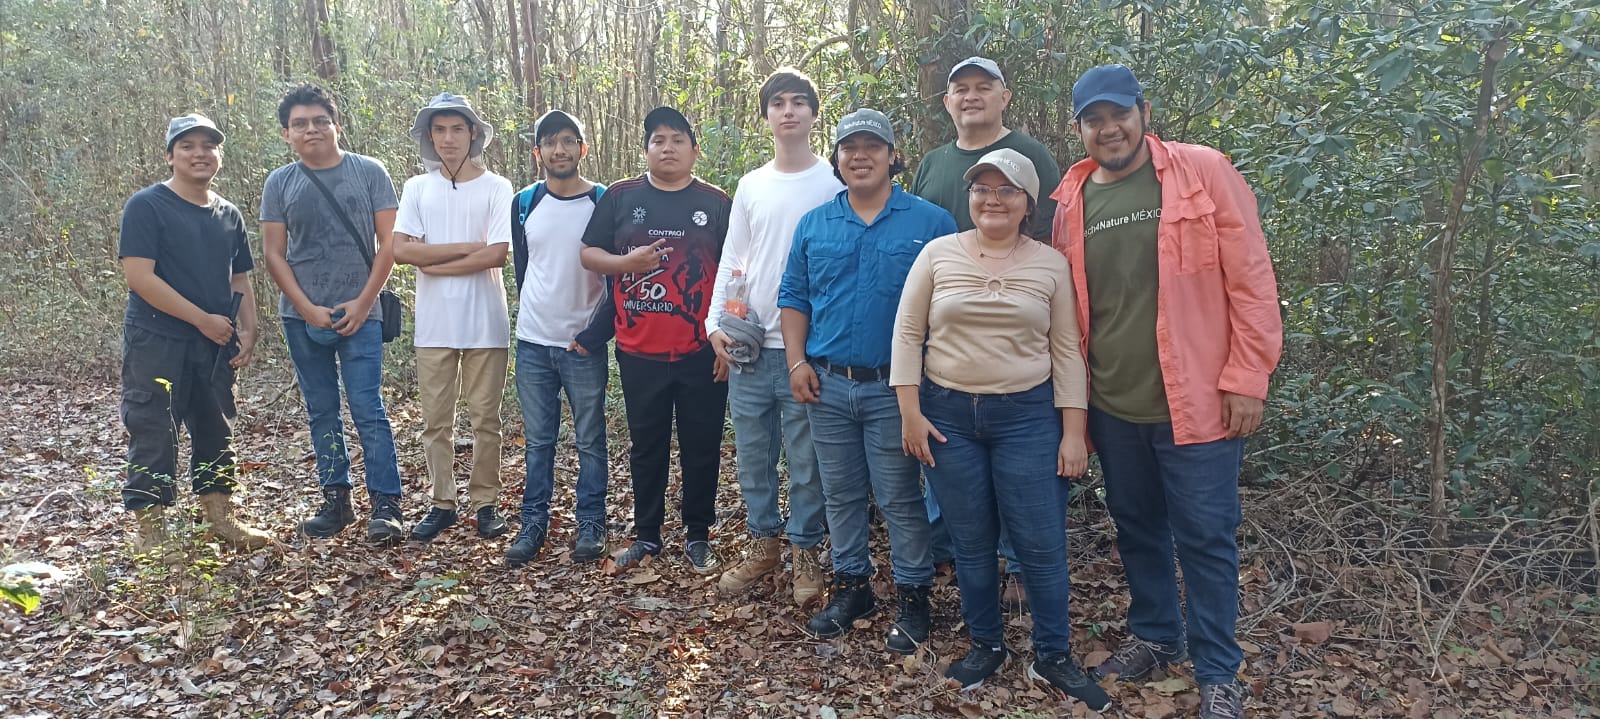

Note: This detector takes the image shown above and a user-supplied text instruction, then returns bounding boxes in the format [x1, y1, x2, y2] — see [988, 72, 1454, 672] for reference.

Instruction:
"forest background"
[0, 0, 1597, 717]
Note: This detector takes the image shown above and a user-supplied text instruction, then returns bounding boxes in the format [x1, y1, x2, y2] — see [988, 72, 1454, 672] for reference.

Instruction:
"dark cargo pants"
[120, 326, 238, 510]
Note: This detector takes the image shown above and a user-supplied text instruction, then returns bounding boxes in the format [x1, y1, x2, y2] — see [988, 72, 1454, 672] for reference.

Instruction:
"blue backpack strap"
[516, 180, 546, 227]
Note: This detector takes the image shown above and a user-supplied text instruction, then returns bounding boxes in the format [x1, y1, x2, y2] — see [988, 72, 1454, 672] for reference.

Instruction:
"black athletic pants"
[615, 346, 728, 545]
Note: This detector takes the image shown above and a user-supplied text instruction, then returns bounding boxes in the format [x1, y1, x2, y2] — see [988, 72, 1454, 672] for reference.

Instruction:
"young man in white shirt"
[506, 110, 614, 566]
[709, 68, 842, 606]
[391, 93, 515, 542]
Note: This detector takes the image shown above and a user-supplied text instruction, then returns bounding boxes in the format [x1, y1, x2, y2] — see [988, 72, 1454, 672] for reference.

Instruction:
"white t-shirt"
[394, 170, 514, 349]
[515, 188, 606, 347]
[706, 158, 843, 348]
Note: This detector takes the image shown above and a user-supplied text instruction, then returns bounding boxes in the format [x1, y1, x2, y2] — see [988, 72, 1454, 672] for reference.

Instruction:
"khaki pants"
[417, 347, 508, 512]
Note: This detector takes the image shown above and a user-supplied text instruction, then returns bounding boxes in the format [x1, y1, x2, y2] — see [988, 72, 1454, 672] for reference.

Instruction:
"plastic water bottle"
[724, 270, 749, 319]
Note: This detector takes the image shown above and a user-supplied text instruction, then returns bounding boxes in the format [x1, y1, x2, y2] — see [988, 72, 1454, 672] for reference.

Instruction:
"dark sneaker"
[944, 640, 1009, 690]
[367, 494, 406, 546]
[571, 520, 608, 562]
[612, 541, 660, 573]
[806, 573, 875, 638]
[685, 540, 721, 574]
[1199, 681, 1249, 719]
[300, 486, 355, 538]
[475, 506, 509, 539]
[1093, 635, 1188, 682]
[409, 508, 458, 542]
[885, 584, 931, 654]
[1028, 653, 1113, 712]
[506, 523, 547, 567]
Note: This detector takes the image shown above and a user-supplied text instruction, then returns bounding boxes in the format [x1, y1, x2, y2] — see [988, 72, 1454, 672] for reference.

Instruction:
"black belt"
[811, 358, 890, 382]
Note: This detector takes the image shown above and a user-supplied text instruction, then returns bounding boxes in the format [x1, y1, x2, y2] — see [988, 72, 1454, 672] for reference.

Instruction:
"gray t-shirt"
[259, 152, 399, 321]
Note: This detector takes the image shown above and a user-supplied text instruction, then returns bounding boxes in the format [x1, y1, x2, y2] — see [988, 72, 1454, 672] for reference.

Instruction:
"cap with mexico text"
[962, 147, 1041, 201]
[833, 108, 894, 146]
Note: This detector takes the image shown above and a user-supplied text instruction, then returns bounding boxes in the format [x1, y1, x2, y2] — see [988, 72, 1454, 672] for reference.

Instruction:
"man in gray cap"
[909, 56, 1066, 609]
[118, 113, 269, 560]
[391, 92, 515, 543]
[777, 108, 956, 654]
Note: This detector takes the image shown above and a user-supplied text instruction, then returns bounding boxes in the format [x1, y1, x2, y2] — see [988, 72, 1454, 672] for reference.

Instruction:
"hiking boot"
[1001, 574, 1029, 613]
[885, 584, 931, 654]
[612, 541, 660, 573]
[198, 492, 270, 549]
[945, 640, 1009, 691]
[1094, 635, 1188, 682]
[409, 508, 458, 542]
[300, 486, 355, 538]
[792, 544, 825, 607]
[131, 506, 184, 565]
[1199, 681, 1249, 719]
[571, 520, 608, 562]
[506, 522, 547, 567]
[717, 536, 780, 594]
[685, 540, 721, 574]
[1028, 653, 1113, 712]
[475, 506, 509, 539]
[367, 494, 405, 546]
[805, 573, 875, 638]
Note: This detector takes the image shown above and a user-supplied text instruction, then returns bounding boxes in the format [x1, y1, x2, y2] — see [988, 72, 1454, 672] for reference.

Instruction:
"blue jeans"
[921, 380, 1075, 654]
[281, 318, 402, 496]
[515, 340, 610, 529]
[1088, 407, 1245, 685]
[729, 350, 826, 548]
[805, 369, 932, 586]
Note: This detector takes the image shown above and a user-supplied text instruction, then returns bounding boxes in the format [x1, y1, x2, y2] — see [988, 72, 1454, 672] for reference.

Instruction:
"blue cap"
[1072, 64, 1143, 119]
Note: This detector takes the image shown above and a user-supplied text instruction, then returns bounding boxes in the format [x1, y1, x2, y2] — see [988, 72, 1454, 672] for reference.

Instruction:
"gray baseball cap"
[948, 56, 1005, 84]
[963, 147, 1041, 201]
[165, 114, 224, 152]
[834, 108, 894, 146]
[409, 92, 496, 161]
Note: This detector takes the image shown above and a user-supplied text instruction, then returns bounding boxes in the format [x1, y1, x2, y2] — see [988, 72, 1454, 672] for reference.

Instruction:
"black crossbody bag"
[297, 162, 404, 343]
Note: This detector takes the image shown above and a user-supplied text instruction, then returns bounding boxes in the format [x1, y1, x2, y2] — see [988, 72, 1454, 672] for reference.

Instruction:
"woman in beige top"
[889, 148, 1104, 707]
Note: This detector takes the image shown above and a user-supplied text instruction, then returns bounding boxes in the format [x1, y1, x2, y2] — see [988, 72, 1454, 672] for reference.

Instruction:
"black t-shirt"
[581, 175, 731, 360]
[118, 183, 254, 340]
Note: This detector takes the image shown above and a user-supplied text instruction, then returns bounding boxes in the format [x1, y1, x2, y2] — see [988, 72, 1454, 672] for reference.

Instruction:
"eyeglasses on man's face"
[539, 137, 581, 150]
[289, 116, 335, 132]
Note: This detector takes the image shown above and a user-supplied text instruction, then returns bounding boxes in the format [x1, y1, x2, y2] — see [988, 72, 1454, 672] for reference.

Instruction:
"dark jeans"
[120, 326, 237, 510]
[921, 380, 1076, 655]
[615, 346, 728, 545]
[1088, 407, 1246, 685]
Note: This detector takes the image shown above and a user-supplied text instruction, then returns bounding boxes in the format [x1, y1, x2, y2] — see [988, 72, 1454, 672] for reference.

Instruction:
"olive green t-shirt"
[1082, 159, 1169, 422]
[910, 130, 1062, 241]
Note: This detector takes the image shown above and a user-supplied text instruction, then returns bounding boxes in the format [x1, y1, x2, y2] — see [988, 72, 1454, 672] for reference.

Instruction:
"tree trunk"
[1426, 31, 1508, 591]
[303, 0, 338, 80]
[750, 0, 771, 77]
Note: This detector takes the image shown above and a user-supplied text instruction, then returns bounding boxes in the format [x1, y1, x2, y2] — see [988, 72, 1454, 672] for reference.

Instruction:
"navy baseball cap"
[1072, 64, 1143, 119]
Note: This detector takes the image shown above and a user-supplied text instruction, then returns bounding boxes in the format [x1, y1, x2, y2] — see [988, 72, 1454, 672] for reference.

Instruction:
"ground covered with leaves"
[1, 375, 1596, 718]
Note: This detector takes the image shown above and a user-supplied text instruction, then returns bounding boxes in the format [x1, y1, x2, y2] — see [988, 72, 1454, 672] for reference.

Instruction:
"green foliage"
[1, 562, 60, 614]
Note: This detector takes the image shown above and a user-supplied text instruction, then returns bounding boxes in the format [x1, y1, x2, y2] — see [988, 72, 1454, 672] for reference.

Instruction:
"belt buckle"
[844, 366, 855, 381]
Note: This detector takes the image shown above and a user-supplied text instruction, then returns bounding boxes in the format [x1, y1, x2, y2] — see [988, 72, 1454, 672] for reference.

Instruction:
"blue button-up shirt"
[778, 184, 957, 368]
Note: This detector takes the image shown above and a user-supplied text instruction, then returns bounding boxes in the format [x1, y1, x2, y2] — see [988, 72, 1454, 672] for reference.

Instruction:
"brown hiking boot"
[199, 493, 271, 549]
[131, 507, 184, 565]
[717, 536, 781, 595]
[792, 544, 825, 607]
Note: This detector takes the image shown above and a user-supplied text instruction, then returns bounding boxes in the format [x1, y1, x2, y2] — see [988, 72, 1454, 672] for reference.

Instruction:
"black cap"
[642, 106, 696, 147]
[534, 110, 584, 144]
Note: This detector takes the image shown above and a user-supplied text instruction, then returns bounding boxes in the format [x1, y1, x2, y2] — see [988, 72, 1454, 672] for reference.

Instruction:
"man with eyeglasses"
[260, 82, 407, 545]
[909, 56, 1067, 610]
[505, 110, 616, 566]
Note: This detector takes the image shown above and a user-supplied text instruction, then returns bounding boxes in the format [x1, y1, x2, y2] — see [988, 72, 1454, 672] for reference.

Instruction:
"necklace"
[975, 233, 1025, 260]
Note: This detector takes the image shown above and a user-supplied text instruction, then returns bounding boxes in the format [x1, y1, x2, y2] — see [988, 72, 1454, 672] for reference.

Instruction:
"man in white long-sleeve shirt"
[708, 68, 843, 606]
